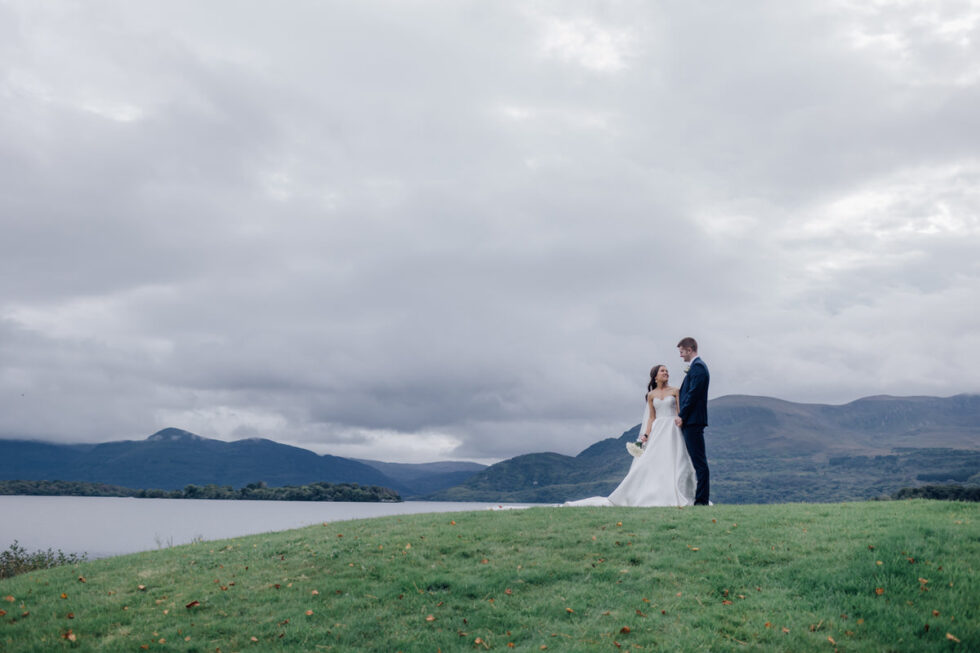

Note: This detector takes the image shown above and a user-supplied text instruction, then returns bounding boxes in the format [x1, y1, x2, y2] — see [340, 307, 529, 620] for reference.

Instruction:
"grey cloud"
[1, 1, 978, 462]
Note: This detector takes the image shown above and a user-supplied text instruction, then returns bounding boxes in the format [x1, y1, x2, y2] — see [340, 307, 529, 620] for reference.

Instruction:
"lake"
[0, 496, 541, 559]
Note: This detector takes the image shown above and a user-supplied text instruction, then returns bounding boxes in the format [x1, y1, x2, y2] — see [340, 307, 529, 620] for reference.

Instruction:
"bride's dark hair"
[648, 364, 665, 394]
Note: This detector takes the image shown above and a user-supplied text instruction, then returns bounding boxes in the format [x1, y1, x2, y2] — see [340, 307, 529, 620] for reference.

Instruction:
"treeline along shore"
[0, 479, 401, 502]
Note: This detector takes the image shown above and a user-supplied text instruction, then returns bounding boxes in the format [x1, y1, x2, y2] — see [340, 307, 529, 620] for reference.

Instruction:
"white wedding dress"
[564, 396, 696, 507]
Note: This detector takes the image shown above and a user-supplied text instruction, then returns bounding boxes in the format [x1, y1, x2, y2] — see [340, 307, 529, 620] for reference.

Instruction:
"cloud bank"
[1, 1, 978, 462]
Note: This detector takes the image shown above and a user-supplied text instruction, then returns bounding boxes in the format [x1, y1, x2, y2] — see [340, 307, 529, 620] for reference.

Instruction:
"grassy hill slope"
[1, 500, 977, 651]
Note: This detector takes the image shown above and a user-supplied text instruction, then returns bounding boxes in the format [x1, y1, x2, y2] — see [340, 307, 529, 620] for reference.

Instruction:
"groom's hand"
[674, 417, 683, 427]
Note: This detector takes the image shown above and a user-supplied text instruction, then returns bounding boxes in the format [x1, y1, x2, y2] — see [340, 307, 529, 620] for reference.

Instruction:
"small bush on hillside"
[0, 540, 87, 579]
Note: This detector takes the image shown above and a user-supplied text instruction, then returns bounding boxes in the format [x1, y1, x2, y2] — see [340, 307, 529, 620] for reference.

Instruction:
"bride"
[564, 364, 696, 507]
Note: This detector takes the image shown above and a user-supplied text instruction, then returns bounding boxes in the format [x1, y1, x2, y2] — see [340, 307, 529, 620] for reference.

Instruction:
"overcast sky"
[2, 1, 979, 464]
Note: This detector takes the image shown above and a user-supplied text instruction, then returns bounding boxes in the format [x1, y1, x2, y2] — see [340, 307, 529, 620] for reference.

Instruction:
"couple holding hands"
[566, 337, 710, 508]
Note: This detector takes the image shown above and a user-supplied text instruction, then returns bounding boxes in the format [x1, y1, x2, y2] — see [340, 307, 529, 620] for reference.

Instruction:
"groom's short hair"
[677, 337, 698, 351]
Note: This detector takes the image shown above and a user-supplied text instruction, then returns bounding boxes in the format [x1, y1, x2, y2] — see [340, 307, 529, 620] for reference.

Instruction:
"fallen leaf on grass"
[77, 576, 86, 583]
[0, 610, 6, 617]
[312, 590, 319, 596]
[947, 633, 961, 643]
[60, 593, 68, 599]
[505, 589, 513, 595]
[764, 622, 772, 628]
[828, 636, 836, 645]
[565, 608, 574, 613]
[3, 596, 12, 602]
[66, 613, 74, 619]
[426, 615, 436, 622]
[722, 600, 732, 605]
[933, 610, 940, 616]
[875, 588, 884, 595]
[636, 610, 646, 617]
[619, 627, 631, 634]
[781, 627, 790, 634]
[305, 610, 314, 616]
[138, 585, 146, 591]
[251, 636, 259, 642]
[185, 601, 200, 609]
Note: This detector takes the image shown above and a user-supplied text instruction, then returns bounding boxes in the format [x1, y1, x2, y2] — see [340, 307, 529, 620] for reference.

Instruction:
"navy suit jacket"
[678, 357, 709, 427]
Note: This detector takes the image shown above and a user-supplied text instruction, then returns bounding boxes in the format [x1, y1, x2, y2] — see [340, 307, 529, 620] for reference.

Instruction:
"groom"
[674, 337, 710, 505]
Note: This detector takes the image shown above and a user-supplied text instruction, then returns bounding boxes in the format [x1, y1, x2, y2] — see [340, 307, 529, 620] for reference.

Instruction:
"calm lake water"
[0, 496, 541, 559]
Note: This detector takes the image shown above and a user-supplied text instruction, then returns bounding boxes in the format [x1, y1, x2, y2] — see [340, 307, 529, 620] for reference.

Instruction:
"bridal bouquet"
[626, 439, 646, 457]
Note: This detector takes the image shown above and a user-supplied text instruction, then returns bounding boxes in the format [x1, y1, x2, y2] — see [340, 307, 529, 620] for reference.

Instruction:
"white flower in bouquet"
[626, 440, 645, 457]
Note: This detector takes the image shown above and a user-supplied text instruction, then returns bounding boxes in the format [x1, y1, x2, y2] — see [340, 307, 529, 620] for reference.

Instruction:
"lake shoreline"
[0, 495, 540, 559]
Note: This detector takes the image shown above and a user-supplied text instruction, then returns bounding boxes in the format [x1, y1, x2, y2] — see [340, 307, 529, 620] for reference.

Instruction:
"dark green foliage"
[0, 540, 87, 579]
[0, 479, 400, 502]
[0, 479, 139, 497]
[893, 484, 980, 501]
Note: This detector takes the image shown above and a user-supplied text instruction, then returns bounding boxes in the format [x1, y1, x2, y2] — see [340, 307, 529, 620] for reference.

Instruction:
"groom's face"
[678, 346, 695, 362]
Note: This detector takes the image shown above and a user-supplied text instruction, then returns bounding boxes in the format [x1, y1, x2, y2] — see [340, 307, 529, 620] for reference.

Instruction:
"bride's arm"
[642, 393, 656, 440]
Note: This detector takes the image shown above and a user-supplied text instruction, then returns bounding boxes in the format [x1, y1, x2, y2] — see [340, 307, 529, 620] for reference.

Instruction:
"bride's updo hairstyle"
[648, 364, 665, 394]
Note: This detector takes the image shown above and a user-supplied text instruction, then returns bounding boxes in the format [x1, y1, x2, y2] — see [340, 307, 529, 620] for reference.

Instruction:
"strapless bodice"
[652, 396, 677, 418]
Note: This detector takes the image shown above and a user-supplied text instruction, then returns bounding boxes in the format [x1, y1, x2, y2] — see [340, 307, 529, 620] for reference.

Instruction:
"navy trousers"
[681, 425, 710, 505]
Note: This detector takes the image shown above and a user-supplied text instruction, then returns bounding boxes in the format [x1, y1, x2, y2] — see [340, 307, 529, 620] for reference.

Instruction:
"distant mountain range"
[424, 394, 980, 503]
[0, 428, 485, 498]
[2, 394, 978, 504]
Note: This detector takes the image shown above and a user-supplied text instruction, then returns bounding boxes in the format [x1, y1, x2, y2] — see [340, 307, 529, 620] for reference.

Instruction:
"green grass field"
[1, 500, 977, 652]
